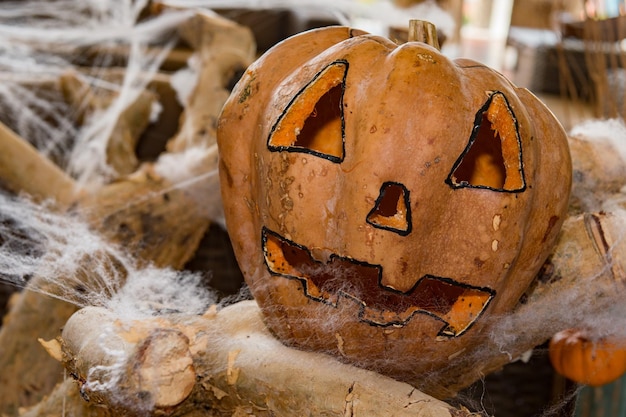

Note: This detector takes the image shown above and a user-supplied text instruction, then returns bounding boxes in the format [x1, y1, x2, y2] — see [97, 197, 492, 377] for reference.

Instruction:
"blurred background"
[213, 0, 623, 130]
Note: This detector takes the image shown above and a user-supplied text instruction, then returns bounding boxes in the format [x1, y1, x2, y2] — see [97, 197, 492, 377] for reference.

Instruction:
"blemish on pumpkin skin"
[238, 72, 256, 103]
[281, 195, 294, 211]
[492, 240, 499, 252]
[358, 224, 376, 247]
[416, 53, 436, 63]
[492, 214, 502, 231]
[370, 125, 377, 133]
[474, 257, 485, 268]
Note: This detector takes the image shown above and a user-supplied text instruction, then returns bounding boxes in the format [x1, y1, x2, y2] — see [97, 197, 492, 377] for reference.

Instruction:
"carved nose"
[366, 182, 412, 236]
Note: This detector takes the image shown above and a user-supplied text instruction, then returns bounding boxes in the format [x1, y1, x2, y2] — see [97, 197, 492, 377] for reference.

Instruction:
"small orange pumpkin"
[549, 329, 626, 386]
[217, 23, 572, 385]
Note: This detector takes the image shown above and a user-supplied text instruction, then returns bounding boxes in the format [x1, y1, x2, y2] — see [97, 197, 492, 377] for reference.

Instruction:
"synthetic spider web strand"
[0, 42, 79, 168]
[0, 191, 216, 318]
[66, 41, 166, 186]
[0, 2, 194, 186]
[66, 12, 194, 187]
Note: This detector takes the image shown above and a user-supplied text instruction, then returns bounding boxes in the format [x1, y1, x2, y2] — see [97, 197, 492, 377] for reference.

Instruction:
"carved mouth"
[262, 227, 495, 337]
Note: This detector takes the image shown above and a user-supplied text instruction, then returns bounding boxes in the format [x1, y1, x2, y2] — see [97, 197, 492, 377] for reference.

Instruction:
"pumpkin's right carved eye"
[446, 92, 526, 192]
[267, 60, 347, 163]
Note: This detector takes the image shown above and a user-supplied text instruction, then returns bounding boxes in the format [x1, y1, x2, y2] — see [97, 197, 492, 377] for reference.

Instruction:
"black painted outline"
[267, 60, 348, 163]
[261, 227, 495, 337]
[366, 181, 412, 236]
[445, 91, 526, 193]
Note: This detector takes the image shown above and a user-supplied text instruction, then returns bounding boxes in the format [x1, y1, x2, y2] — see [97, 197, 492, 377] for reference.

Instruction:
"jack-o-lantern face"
[217, 26, 571, 392]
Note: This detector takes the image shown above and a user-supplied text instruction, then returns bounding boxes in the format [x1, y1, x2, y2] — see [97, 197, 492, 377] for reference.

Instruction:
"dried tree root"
[56, 301, 475, 417]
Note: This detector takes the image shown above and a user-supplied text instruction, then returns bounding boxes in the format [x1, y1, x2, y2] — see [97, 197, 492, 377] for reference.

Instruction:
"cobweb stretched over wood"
[0, 0, 226, 315]
[0, 191, 215, 318]
[0, 0, 193, 186]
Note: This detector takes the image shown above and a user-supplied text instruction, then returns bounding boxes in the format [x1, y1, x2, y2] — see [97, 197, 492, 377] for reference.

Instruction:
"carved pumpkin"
[217, 24, 572, 388]
[549, 329, 626, 386]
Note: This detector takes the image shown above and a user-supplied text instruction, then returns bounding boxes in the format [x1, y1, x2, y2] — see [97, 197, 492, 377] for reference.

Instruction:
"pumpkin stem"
[407, 20, 440, 50]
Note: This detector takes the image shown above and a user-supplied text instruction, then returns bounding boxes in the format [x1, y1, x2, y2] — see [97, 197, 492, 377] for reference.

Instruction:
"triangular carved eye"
[267, 60, 347, 163]
[366, 182, 412, 236]
[446, 92, 525, 192]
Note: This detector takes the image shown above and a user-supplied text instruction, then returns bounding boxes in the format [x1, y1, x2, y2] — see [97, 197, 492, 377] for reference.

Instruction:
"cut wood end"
[135, 329, 196, 408]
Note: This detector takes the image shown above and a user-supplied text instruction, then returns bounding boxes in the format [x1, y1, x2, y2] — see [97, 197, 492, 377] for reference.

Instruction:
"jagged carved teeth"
[262, 227, 495, 336]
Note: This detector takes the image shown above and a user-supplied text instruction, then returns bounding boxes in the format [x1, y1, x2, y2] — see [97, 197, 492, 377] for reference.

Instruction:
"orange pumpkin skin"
[217, 27, 572, 384]
[549, 329, 626, 386]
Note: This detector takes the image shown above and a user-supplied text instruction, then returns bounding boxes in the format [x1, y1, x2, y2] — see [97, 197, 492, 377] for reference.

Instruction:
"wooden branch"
[166, 9, 256, 152]
[58, 302, 476, 417]
[60, 71, 157, 177]
[0, 121, 78, 207]
[0, 285, 77, 417]
[77, 163, 213, 270]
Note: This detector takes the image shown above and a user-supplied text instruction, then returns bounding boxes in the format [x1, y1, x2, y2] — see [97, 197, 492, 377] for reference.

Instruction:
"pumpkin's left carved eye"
[446, 92, 525, 192]
[267, 60, 348, 163]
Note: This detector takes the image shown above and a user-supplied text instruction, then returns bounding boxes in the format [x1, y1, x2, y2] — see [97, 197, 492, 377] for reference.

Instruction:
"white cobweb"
[0, 2, 222, 409]
[0, 0, 193, 186]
